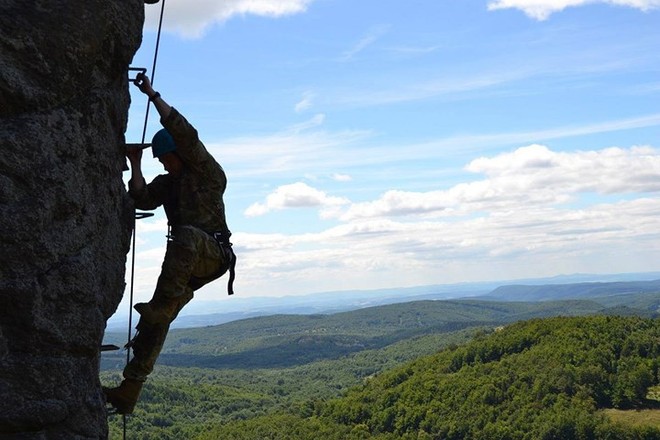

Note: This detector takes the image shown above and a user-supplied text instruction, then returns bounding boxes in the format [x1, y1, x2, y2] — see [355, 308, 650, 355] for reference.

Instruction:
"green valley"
[102, 291, 659, 439]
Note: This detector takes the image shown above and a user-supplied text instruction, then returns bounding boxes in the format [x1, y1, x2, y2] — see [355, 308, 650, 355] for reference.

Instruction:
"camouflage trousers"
[123, 225, 228, 382]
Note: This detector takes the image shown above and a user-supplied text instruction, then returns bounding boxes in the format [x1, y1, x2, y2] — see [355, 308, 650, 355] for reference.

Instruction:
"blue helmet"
[151, 129, 176, 158]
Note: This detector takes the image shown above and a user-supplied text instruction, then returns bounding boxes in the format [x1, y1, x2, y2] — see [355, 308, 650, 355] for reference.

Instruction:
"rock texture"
[0, 1, 144, 438]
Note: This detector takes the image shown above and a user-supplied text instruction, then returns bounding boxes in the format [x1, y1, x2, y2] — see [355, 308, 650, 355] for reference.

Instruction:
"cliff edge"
[0, 1, 144, 438]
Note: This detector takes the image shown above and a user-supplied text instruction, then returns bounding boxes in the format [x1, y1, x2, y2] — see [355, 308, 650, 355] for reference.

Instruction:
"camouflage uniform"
[124, 108, 232, 381]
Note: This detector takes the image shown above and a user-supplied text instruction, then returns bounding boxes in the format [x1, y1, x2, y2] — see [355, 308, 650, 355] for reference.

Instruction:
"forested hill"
[103, 295, 655, 370]
[104, 297, 659, 438]
[204, 316, 660, 440]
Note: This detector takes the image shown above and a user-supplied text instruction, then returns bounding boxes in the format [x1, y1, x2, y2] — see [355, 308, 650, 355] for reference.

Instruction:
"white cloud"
[295, 91, 315, 113]
[330, 68, 535, 108]
[231, 195, 660, 296]
[146, 0, 314, 38]
[338, 145, 660, 221]
[206, 127, 373, 178]
[289, 114, 326, 133]
[124, 144, 660, 298]
[487, 0, 660, 21]
[339, 24, 391, 61]
[208, 114, 660, 180]
[467, 144, 660, 194]
[245, 182, 350, 217]
[133, 217, 169, 234]
[332, 173, 352, 182]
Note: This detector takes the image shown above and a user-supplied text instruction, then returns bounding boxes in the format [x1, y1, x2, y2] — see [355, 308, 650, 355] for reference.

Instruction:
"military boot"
[103, 379, 143, 414]
[134, 296, 181, 325]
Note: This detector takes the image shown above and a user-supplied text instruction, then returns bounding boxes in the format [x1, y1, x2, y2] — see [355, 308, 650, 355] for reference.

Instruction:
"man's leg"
[104, 288, 193, 414]
[126, 287, 193, 379]
[104, 226, 223, 413]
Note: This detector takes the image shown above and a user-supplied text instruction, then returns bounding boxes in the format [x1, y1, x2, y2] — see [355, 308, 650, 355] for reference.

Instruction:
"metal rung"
[135, 212, 154, 220]
[126, 143, 151, 150]
[123, 143, 151, 172]
[128, 67, 147, 81]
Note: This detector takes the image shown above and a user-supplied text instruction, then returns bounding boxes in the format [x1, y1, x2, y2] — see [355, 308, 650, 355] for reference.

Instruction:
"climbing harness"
[186, 231, 237, 295]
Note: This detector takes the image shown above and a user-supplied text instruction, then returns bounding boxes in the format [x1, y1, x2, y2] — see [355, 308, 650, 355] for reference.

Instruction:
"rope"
[124, 1, 167, 438]
[138, 0, 167, 147]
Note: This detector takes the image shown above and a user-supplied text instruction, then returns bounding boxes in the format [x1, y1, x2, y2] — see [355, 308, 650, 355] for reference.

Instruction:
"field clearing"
[603, 408, 660, 428]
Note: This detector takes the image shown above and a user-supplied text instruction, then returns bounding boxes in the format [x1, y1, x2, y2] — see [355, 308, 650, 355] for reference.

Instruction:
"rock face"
[0, 1, 144, 438]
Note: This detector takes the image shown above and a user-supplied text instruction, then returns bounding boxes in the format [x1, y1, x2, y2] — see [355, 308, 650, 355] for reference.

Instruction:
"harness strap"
[225, 244, 236, 296]
[213, 231, 236, 296]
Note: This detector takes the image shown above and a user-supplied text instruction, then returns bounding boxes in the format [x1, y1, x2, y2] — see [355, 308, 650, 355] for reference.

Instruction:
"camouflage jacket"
[129, 108, 231, 238]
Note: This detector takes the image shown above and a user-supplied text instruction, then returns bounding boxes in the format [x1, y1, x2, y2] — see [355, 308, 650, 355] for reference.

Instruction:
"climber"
[103, 72, 236, 414]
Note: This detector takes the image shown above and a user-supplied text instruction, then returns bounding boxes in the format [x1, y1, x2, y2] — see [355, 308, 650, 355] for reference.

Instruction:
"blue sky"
[120, 0, 660, 308]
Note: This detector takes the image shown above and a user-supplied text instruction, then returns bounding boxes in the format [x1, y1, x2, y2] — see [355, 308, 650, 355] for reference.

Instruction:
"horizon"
[115, 0, 660, 318]
[106, 270, 660, 331]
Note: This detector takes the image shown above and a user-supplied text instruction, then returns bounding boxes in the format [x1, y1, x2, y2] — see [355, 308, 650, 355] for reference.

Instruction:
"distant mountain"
[102, 291, 658, 371]
[484, 279, 660, 302]
[104, 271, 660, 331]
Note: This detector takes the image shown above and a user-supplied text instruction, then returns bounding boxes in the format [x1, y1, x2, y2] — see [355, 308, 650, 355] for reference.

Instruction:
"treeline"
[102, 298, 620, 371]
[106, 329, 479, 439]
[200, 316, 659, 440]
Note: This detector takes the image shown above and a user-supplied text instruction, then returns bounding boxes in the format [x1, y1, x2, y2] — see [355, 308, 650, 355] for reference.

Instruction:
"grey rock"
[0, 1, 144, 438]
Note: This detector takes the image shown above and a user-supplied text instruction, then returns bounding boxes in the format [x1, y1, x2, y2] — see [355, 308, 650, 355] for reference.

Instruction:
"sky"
[119, 0, 660, 310]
